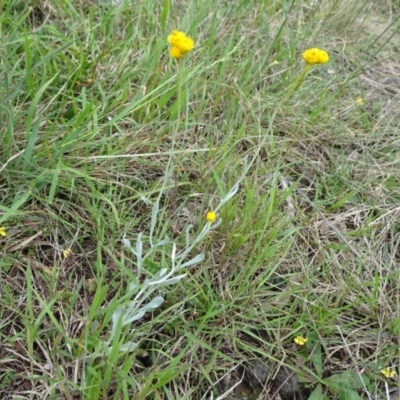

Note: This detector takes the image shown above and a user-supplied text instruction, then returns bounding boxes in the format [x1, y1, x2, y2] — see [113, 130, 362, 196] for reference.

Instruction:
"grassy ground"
[1, 0, 400, 399]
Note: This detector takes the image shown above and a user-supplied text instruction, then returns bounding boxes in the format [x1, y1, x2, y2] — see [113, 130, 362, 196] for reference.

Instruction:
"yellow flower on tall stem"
[0, 227, 6, 237]
[163, 30, 195, 202]
[302, 48, 329, 65]
[167, 30, 195, 114]
[168, 30, 194, 59]
[293, 47, 329, 91]
[278, 47, 329, 106]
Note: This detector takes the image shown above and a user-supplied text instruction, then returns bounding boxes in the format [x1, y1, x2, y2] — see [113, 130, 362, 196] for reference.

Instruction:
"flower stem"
[277, 64, 313, 109]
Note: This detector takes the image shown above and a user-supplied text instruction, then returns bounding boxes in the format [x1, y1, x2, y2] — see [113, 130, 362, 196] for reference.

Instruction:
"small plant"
[103, 182, 239, 355]
[301, 333, 373, 400]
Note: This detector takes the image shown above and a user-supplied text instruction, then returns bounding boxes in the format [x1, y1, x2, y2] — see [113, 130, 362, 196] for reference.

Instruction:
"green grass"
[1, 0, 400, 399]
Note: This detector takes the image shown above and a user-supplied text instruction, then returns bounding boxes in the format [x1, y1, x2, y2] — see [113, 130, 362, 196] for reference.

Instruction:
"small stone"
[273, 366, 300, 399]
[243, 360, 271, 388]
[243, 360, 300, 400]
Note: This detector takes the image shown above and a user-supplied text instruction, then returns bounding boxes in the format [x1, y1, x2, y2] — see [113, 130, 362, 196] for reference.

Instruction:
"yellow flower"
[356, 97, 364, 106]
[302, 48, 329, 65]
[168, 30, 194, 59]
[0, 227, 6, 237]
[206, 211, 217, 223]
[170, 46, 183, 58]
[381, 367, 396, 378]
[294, 335, 308, 346]
[63, 248, 72, 258]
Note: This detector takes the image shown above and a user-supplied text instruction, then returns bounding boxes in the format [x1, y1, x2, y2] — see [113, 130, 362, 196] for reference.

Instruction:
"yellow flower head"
[356, 97, 364, 106]
[381, 367, 396, 378]
[170, 46, 183, 59]
[168, 30, 194, 59]
[63, 248, 72, 258]
[0, 227, 6, 237]
[294, 335, 308, 346]
[206, 211, 217, 223]
[302, 48, 329, 65]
